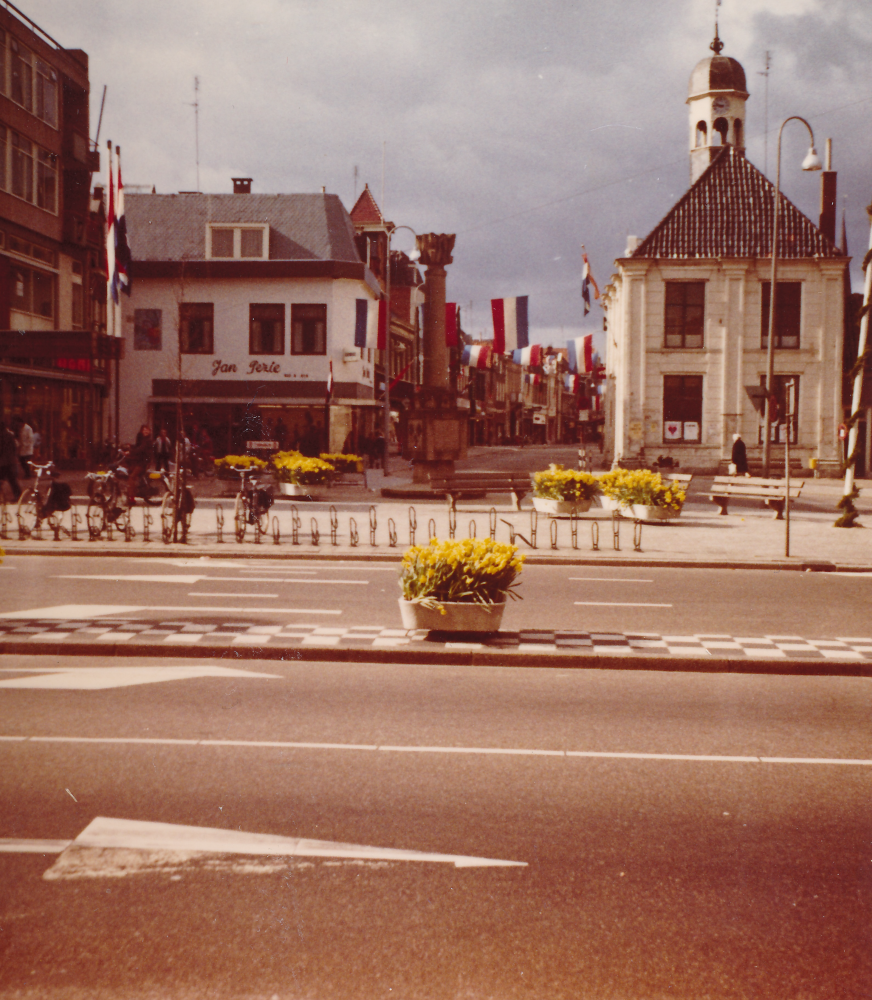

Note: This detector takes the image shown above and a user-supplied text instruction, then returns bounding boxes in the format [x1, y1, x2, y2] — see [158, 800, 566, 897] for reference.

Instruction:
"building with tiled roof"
[601, 33, 850, 475]
[117, 184, 385, 454]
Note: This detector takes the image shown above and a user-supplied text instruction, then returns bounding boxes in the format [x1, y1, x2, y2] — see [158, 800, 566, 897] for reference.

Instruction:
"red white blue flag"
[111, 149, 132, 303]
[512, 343, 542, 367]
[461, 344, 490, 368]
[567, 334, 593, 373]
[354, 298, 387, 350]
[581, 249, 600, 316]
[491, 296, 529, 354]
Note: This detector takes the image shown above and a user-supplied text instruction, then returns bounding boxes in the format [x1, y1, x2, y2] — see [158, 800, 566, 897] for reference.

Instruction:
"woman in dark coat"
[731, 433, 749, 476]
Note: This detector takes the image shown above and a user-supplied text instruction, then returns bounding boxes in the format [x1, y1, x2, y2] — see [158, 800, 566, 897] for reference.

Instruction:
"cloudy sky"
[25, 0, 872, 350]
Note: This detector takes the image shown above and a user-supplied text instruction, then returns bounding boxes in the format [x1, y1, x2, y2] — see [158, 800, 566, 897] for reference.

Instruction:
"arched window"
[733, 119, 743, 148]
[695, 121, 707, 147]
[713, 117, 729, 145]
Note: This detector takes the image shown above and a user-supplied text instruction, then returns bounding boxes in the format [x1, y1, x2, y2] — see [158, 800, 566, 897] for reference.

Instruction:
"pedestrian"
[154, 428, 173, 473]
[125, 424, 153, 505]
[730, 432, 749, 476]
[15, 416, 33, 478]
[0, 420, 22, 501]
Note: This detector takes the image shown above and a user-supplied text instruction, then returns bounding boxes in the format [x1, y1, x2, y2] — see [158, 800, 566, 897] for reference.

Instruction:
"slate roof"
[631, 145, 843, 261]
[126, 192, 361, 262]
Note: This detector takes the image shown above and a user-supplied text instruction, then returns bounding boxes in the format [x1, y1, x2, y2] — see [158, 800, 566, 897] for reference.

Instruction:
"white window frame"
[205, 223, 269, 260]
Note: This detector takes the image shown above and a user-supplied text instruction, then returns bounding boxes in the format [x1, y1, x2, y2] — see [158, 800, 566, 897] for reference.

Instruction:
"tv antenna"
[189, 76, 200, 192]
[757, 51, 771, 175]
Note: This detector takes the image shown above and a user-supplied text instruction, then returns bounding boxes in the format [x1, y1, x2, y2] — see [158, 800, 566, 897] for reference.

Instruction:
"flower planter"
[597, 495, 620, 511]
[399, 598, 506, 633]
[532, 497, 591, 516]
[279, 482, 321, 496]
[631, 503, 679, 521]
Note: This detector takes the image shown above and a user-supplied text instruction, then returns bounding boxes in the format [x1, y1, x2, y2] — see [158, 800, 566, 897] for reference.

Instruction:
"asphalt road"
[0, 656, 869, 999]
[1, 553, 871, 638]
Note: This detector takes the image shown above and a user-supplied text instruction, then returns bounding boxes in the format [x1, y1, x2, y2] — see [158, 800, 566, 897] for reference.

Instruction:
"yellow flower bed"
[320, 453, 363, 473]
[214, 454, 267, 470]
[272, 451, 334, 485]
[400, 537, 524, 610]
[599, 469, 685, 511]
[533, 464, 599, 502]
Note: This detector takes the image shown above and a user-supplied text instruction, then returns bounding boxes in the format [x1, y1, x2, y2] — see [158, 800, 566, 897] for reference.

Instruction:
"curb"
[2, 638, 870, 678]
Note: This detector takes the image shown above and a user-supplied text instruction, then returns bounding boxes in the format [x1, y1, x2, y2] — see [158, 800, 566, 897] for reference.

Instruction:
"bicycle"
[159, 469, 196, 543]
[85, 466, 129, 538]
[16, 461, 72, 538]
[232, 465, 274, 542]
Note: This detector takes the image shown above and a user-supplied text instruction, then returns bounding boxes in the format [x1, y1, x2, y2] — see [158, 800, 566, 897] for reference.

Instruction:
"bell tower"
[687, 23, 749, 184]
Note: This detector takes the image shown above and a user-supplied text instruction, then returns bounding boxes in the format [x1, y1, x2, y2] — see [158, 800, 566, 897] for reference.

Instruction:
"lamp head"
[801, 146, 823, 171]
[408, 248, 421, 262]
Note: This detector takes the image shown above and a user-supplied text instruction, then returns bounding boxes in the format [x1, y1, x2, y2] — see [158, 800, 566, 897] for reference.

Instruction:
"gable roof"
[126, 192, 361, 262]
[631, 145, 843, 260]
[349, 184, 384, 227]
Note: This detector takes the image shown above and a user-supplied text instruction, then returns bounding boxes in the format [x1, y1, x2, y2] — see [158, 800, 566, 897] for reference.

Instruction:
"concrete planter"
[631, 503, 679, 521]
[532, 497, 592, 516]
[399, 598, 506, 633]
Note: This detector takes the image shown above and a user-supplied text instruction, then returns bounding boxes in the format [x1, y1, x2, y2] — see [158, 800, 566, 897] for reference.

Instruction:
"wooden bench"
[709, 476, 803, 519]
[429, 472, 533, 511]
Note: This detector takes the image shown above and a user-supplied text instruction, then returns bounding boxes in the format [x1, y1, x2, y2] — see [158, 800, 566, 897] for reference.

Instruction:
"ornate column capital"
[416, 233, 456, 269]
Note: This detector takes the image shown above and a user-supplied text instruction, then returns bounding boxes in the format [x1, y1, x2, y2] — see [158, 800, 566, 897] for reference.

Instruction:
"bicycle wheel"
[160, 492, 175, 543]
[107, 480, 130, 531]
[16, 488, 38, 536]
[87, 487, 107, 538]
[233, 492, 246, 542]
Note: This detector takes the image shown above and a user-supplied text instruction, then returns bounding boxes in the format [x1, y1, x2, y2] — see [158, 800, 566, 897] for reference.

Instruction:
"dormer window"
[206, 223, 268, 260]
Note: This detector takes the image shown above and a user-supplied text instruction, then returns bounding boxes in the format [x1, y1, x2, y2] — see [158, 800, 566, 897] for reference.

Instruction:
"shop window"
[10, 263, 54, 319]
[250, 303, 284, 354]
[761, 282, 801, 349]
[179, 302, 214, 354]
[10, 38, 32, 111]
[135, 308, 162, 350]
[758, 374, 799, 444]
[664, 281, 705, 348]
[663, 375, 702, 443]
[291, 304, 326, 355]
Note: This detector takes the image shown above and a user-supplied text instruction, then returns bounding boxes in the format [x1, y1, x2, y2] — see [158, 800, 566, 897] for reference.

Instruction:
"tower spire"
[710, 0, 724, 54]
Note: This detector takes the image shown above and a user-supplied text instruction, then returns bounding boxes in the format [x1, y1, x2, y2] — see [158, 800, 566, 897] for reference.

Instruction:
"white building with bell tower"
[687, 25, 749, 183]
[601, 27, 848, 475]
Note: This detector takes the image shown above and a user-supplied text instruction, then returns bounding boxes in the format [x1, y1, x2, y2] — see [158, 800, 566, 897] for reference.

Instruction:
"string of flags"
[106, 144, 132, 306]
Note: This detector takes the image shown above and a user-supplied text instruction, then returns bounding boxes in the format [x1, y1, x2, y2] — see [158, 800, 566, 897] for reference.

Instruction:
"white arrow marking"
[0, 665, 279, 689]
[38, 817, 525, 878]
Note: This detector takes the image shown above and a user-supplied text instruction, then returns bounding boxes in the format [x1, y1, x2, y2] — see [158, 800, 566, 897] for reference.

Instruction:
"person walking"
[125, 425, 153, 505]
[154, 428, 173, 473]
[0, 420, 21, 501]
[731, 433, 749, 476]
[15, 417, 33, 478]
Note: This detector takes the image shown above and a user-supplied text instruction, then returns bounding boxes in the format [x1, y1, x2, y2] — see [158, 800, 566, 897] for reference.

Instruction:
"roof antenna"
[188, 76, 200, 192]
[710, 0, 724, 54]
[757, 51, 771, 175]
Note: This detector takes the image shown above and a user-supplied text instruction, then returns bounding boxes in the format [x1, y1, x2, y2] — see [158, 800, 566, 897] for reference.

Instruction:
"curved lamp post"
[762, 116, 822, 476]
[382, 224, 420, 477]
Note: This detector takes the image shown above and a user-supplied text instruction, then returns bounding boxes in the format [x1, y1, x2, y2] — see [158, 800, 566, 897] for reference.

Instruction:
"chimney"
[818, 139, 836, 243]
[232, 177, 252, 194]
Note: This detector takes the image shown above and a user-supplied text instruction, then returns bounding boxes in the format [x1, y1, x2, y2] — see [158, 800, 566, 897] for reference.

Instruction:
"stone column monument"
[404, 232, 468, 483]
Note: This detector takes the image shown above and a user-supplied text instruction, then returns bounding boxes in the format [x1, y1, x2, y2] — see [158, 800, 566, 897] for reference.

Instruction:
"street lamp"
[382, 223, 419, 477]
[762, 116, 822, 476]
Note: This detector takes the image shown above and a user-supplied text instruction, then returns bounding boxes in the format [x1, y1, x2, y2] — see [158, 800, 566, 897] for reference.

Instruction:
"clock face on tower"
[712, 96, 730, 114]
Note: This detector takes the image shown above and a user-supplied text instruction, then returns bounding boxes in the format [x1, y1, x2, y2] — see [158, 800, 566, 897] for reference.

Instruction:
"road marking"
[0, 666, 279, 689]
[0, 605, 342, 618]
[0, 605, 144, 619]
[187, 592, 280, 599]
[33, 817, 526, 876]
[574, 601, 673, 608]
[568, 577, 654, 583]
[7, 734, 870, 765]
[0, 839, 72, 853]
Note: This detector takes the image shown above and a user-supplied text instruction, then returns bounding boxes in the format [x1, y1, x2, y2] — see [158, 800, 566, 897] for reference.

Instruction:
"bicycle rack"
[349, 516, 359, 547]
[142, 509, 152, 543]
[52, 515, 70, 542]
[253, 516, 262, 544]
[428, 518, 436, 542]
[500, 519, 515, 544]
[591, 520, 600, 551]
[468, 519, 476, 539]
[290, 505, 301, 545]
[408, 506, 417, 547]
[272, 516, 281, 545]
[329, 506, 339, 546]
[550, 519, 558, 549]
[369, 506, 377, 546]
[489, 508, 497, 540]
[0, 503, 9, 540]
[215, 505, 224, 543]
[310, 517, 320, 546]
[633, 519, 643, 552]
[70, 509, 81, 542]
[611, 511, 621, 551]
[569, 509, 579, 550]
[16, 512, 27, 541]
[448, 507, 456, 539]
[387, 518, 397, 547]
[502, 509, 538, 550]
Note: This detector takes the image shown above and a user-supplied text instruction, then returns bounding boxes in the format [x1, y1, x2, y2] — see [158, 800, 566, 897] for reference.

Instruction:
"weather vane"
[711, 0, 724, 54]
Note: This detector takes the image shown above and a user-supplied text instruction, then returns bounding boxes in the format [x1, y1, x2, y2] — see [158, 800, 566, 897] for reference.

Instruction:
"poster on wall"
[683, 421, 700, 441]
[663, 421, 682, 440]
[134, 309, 162, 350]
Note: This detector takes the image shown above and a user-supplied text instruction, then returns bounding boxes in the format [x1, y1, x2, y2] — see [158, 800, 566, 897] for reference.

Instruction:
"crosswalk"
[0, 615, 870, 660]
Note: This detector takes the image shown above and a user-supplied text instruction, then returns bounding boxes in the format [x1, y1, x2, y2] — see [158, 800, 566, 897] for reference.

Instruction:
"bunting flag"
[524, 372, 540, 386]
[491, 295, 528, 354]
[511, 343, 542, 367]
[566, 334, 593, 373]
[389, 358, 415, 391]
[111, 149, 132, 302]
[581, 249, 600, 316]
[461, 344, 490, 368]
[354, 298, 387, 350]
[326, 359, 334, 402]
[105, 144, 115, 312]
[564, 374, 580, 393]
[445, 302, 458, 347]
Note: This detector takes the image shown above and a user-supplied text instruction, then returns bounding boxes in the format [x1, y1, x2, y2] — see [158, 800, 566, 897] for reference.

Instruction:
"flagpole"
[105, 140, 116, 448]
[114, 145, 122, 449]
